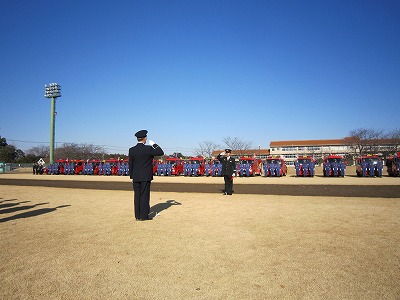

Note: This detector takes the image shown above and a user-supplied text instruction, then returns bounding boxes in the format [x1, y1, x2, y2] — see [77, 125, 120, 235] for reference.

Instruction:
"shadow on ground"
[149, 200, 181, 218]
[0, 198, 71, 223]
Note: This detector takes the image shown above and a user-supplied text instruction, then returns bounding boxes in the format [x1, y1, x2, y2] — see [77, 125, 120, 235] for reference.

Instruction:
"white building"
[270, 139, 352, 165]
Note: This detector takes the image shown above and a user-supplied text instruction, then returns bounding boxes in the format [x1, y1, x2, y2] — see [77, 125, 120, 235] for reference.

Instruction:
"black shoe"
[136, 217, 153, 221]
[223, 192, 227, 195]
[227, 193, 232, 195]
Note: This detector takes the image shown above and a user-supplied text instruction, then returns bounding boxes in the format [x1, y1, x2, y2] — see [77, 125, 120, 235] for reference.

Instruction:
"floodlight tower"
[44, 83, 61, 164]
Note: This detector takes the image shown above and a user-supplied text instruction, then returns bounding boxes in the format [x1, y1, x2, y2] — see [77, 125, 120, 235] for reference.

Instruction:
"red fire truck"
[323, 155, 346, 177]
[238, 157, 263, 177]
[294, 156, 316, 177]
[263, 156, 287, 177]
[184, 157, 206, 176]
[386, 152, 400, 176]
[356, 154, 383, 177]
[164, 157, 184, 175]
[152, 159, 160, 175]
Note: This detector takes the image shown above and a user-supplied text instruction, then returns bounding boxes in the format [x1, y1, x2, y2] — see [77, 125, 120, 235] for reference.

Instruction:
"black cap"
[135, 130, 148, 138]
[225, 149, 232, 153]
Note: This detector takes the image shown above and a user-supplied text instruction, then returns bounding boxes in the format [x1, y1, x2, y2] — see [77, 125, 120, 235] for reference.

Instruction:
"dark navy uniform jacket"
[129, 143, 164, 182]
[217, 154, 236, 176]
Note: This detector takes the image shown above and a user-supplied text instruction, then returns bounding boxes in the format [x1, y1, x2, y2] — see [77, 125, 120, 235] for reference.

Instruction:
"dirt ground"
[1, 170, 399, 299]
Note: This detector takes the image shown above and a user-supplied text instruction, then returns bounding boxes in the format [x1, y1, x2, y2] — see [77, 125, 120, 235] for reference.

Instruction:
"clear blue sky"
[1, 0, 399, 156]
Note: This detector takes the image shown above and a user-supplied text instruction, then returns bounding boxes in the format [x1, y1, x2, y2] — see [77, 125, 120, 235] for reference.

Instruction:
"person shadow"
[0, 202, 49, 214]
[0, 198, 19, 204]
[0, 200, 31, 209]
[0, 205, 71, 223]
[149, 200, 181, 218]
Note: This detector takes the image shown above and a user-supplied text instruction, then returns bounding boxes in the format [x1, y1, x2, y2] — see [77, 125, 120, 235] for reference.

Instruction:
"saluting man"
[217, 149, 236, 195]
[129, 130, 164, 221]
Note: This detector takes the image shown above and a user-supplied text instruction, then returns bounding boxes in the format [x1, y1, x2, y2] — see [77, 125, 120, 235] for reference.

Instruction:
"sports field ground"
[1, 168, 399, 299]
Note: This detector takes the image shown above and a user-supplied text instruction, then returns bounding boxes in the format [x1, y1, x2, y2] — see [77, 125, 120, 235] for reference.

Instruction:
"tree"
[385, 128, 400, 154]
[54, 143, 107, 160]
[26, 145, 50, 158]
[0, 145, 18, 162]
[0, 136, 8, 147]
[0, 136, 23, 162]
[16, 154, 41, 163]
[346, 128, 385, 156]
[194, 140, 221, 157]
[222, 137, 253, 156]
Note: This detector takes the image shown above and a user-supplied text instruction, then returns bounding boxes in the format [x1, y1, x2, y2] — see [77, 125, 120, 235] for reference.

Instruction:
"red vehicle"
[105, 158, 120, 175]
[82, 159, 99, 175]
[62, 159, 84, 175]
[263, 156, 287, 177]
[164, 157, 184, 176]
[323, 155, 346, 177]
[386, 152, 400, 176]
[45, 159, 67, 175]
[184, 157, 206, 176]
[294, 156, 315, 177]
[356, 154, 383, 177]
[152, 159, 160, 175]
[238, 157, 262, 177]
[208, 159, 222, 176]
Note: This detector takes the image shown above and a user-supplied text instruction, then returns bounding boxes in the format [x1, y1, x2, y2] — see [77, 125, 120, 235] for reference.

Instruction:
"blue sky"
[1, 1, 399, 156]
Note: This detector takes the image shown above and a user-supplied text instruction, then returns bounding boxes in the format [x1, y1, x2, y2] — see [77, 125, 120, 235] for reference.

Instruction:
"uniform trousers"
[223, 175, 233, 194]
[133, 181, 151, 219]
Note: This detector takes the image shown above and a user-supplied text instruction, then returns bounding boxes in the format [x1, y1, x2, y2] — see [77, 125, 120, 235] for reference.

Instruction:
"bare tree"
[26, 145, 50, 158]
[55, 143, 107, 160]
[194, 140, 221, 157]
[384, 128, 400, 154]
[347, 128, 385, 156]
[222, 137, 253, 156]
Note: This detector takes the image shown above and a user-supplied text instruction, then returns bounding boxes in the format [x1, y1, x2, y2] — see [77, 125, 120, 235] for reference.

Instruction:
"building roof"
[270, 139, 349, 147]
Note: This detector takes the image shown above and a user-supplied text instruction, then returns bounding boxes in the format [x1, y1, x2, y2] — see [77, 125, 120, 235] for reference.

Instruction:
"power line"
[7, 139, 198, 154]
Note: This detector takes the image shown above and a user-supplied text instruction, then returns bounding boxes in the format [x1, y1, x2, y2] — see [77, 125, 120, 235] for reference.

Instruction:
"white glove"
[149, 140, 155, 146]
[232, 173, 235, 177]
[220, 151, 225, 156]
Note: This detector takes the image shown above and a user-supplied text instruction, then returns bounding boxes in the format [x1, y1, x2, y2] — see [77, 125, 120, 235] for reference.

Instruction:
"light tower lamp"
[44, 83, 61, 164]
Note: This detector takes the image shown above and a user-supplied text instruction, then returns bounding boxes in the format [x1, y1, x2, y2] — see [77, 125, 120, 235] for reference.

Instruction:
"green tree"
[0, 136, 8, 147]
[0, 144, 17, 162]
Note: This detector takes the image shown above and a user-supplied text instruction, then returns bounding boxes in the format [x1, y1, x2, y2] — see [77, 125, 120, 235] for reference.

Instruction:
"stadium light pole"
[44, 83, 61, 164]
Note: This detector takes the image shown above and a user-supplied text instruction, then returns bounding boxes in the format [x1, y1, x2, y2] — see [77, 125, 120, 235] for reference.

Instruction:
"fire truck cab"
[263, 156, 287, 177]
[46, 159, 67, 175]
[386, 152, 400, 177]
[294, 156, 315, 177]
[152, 159, 159, 175]
[356, 154, 383, 177]
[238, 157, 262, 177]
[61, 159, 80, 175]
[184, 157, 206, 176]
[210, 159, 222, 176]
[158, 157, 184, 176]
[323, 155, 346, 177]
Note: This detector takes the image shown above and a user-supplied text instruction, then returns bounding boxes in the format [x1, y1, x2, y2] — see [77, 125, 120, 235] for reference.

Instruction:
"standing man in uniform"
[217, 149, 236, 195]
[129, 130, 164, 221]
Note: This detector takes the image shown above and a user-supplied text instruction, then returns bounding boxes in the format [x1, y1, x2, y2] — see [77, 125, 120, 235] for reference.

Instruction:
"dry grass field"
[1, 171, 399, 299]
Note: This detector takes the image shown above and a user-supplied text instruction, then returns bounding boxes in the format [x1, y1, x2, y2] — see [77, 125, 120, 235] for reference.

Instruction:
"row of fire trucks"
[295, 154, 386, 178]
[45, 159, 129, 176]
[42, 156, 283, 177]
[39, 153, 398, 178]
[155, 156, 285, 177]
